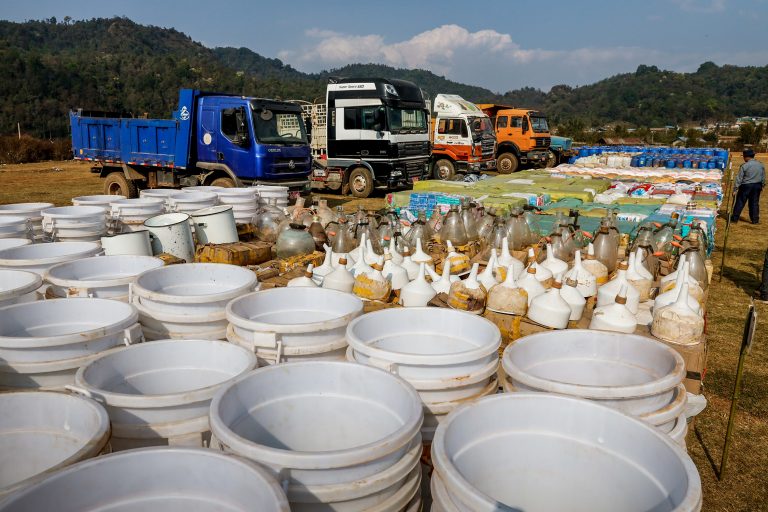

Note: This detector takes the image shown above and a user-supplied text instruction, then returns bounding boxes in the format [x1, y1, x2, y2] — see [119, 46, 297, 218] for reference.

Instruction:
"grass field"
[1, 157, 767, 510]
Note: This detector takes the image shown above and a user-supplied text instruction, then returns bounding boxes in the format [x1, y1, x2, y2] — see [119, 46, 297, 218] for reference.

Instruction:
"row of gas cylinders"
[0, 282, 703, 511]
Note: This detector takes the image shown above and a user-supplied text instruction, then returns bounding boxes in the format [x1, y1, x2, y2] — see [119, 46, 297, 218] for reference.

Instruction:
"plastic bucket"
[42, 206, 107, 242]
[139, 188, 179, 201]
[132, 263, 258, 340]
[72, 194, 126, 208]
[216, 189, 259, 223]
[0, 391, 110, 498]
[143, 212, 195, 262]
[0, 269, 42, 308]
[167, 191, 218, 214]
[346, 308, 501, 441]
[210, 361, 424, 511]
[0, 203, 51, 241]
[254, 185, 289, 207]
[501, 330, 685, 416]
[226, 288, 363, 365]
[0, 298, 143, 389]
[73, 339, 257, 450]
[191, 205, 239, 244]
[0, 242, 102, 276]
[0, 447, 290, 512]
[45, 255, 164, 301]
[109, 198, 165, 231]
[101, 230, 153, 256]
[431, 393, 702, 512]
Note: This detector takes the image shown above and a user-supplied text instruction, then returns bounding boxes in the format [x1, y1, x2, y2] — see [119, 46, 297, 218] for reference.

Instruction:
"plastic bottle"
[321, 257, 355, 293]
[440, 204, 468, 246]
[564, 249, 597, 298]
[592, 225, 618, 273]
[597, 261, 640, 314]
[590, 284, 638, 334]
[487, 264, 528, 316]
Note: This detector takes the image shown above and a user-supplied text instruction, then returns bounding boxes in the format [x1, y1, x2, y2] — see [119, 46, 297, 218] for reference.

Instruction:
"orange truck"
[429, 94, 496, 180]
[476, 104, 551, 174]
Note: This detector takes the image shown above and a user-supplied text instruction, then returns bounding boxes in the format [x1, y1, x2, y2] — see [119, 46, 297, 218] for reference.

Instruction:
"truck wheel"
[210, 177, 236, 188]
[104, 172, 138, 198]
[433, 159, 456, 180]
[497, 153, 519, 174]
[545, 150, 558, 168]
[348, 167, 374, 198]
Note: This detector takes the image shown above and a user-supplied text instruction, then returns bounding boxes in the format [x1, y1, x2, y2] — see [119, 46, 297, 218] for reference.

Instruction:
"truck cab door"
[496, 115, 510, 139]
[217, 104, 255, 179]
[198, 104, 217, 163]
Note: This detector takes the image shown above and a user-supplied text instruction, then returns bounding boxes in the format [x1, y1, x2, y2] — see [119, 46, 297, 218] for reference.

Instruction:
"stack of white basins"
[254, 185, 288, 208]
[0, 202, 52, 241]
[109, 198, 165, 232]
[214, 187, 260, 225]
[41, 206, 107, 243]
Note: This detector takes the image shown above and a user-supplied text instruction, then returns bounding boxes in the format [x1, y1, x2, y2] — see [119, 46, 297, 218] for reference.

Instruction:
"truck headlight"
[391, 170, 403, 177]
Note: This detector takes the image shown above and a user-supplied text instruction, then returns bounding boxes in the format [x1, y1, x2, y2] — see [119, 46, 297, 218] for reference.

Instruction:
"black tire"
[210, 177, 236, 188]
[104, 172, 138, 198]
[545, 150, 558, 168]
[347, 166, 374, 198]
[432, 159, 456, 180]
[497, 152, 519, 174]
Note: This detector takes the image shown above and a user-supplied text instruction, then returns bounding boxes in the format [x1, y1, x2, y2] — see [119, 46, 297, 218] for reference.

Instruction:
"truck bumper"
[520, 150, 549, 165]
[457, 159, 497, 173]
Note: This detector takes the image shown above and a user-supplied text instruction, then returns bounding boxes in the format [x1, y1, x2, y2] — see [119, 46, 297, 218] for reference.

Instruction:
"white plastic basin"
[0, 269, 41, 308]
[45, 255, 164, 300]
[0, 242, 102, 275]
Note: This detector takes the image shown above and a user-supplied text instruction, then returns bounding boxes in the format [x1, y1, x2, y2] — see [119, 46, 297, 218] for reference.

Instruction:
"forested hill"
[2, 17, 768, 138]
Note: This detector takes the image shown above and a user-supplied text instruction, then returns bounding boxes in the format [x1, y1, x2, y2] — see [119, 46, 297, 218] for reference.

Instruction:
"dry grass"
[1, 157, 767, 509]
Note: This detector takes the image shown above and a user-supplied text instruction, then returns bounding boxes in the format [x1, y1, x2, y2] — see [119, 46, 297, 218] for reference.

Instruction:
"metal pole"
[719, 302, 757, 479]
[719, 159, 735, 281]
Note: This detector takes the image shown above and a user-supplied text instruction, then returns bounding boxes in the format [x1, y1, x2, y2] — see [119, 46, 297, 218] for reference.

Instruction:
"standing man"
[731, 149, 765, 224]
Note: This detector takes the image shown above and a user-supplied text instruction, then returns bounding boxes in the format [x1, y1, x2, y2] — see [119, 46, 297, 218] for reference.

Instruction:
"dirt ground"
[1, 157, 768, 510]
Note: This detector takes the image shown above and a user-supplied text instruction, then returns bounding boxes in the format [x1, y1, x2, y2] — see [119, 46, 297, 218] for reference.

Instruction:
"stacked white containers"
[0, 203, 52, 241]
[254, 185, 289, 208]
[130, 263, 258, 340]
[0, 270, 41, 308]
[346, 308, 501, 441]
[0, 242, 102, 277]
[166, 191, 218, 215]
[0, 216, 31, 240]
[226, 288, 363, 365]
[109, 198, 165, 232]
[215, 187, 260, 224]
[72, 195, 126, 208]
[41, 206, 107, 242]
[209, 361, 425, 511]
[0, 298, 143, 389]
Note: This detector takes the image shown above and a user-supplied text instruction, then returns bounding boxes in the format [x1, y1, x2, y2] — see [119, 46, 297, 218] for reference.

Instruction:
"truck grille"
[403, 158, 427, 178]
[397, 142, 429, 157]
[481, 138, 495, 158]
[535, 137, 551, 148]
[272, 157, 310, 173]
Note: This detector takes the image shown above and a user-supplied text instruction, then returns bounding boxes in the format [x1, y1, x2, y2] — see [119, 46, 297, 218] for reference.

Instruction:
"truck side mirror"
[522, 118, 529, 134]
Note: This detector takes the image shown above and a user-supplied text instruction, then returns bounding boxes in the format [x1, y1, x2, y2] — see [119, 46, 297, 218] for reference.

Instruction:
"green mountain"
[1, 16, 767, 139]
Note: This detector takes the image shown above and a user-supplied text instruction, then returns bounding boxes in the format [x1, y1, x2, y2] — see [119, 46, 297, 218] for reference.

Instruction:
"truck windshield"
[387, 107, 428, 134]
[252, 108, 308, 145]
[530, 116, 549, 133]
[469, 117, 495, 142]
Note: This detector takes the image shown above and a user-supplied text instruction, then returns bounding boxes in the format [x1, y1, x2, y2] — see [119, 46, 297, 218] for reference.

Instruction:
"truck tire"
[433, 159, 456, 180]
[348, 166, 374, 198]
[497, 152, 519, 174]
[545, 150, 558, 168]
[104, 172, 138, 198]
[210, 177, 236, 188]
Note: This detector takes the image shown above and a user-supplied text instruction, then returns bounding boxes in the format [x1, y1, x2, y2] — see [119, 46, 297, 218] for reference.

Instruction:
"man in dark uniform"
[731, 149, 765, 224]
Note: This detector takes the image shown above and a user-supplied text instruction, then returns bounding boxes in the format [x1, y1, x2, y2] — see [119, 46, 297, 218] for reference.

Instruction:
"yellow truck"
[477, 104, 552, 173]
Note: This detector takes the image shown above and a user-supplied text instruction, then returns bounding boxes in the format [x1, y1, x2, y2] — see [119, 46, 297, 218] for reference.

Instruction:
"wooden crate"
[195, 242, 272, 266]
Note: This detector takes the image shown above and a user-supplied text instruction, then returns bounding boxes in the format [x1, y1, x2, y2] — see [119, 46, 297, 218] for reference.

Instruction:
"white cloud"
[671, 0, 727, 13]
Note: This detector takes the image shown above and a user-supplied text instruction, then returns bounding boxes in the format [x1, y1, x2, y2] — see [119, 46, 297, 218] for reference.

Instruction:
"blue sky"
[2, 0, 767, 92]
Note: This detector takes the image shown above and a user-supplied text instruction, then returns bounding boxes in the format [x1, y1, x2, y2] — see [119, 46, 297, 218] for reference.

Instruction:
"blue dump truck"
[70, 89, 312, 198]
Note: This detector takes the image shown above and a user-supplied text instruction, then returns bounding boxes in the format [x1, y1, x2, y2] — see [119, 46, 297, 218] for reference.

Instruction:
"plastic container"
[0, 238, 31, 252]
[0, 241, 102, 276]
[72, 339, 256, 450]
[0, 216, 30, 238]
[0, 202, 52, 241]
[254, 184, 289, 207]
[167, 191, 218, 214]
[430, 393, 701, 512]
[209, 361, 423, 511]
[501, 330, 685, 416]
[347, 307, 500, 441]
[0, 447, 290, 512]
[100, 230, 153, 256]
[41, 206, 107, 242]
[0, 269, 41, 308]
[132, 263, 258, 340]
[143, 212, 195, 262]
[45, 255, 164, 301]
[109, 198, 165, 231]
[139, 188, 178, 201]
[72, 194, 126, 208]
[227, 287, 363, 364]
[0, 298, 142, 389]
[216, 188, 259, 224]
[0, 391, 110, 498]
[191, 205, 239, 244]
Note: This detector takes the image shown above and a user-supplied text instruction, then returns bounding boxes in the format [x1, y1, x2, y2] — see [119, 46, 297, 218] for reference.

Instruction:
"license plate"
[289, 191, 301, 199]
[313, 169, 326, 177]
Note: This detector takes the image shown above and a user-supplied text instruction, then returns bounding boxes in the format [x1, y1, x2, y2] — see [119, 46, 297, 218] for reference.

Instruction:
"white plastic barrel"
[0, 269, 42, 308]
[109, 198, 165, 232]
[0, 241, 102, 276]
[100, 230, 153, 256]
[72, 194, 126, 208]
[216, 188, 259, 224]
[227, 288, 363, 365]
[346, 308, 500, 441]
[41, 206, 107, 242]
[191, 205, 239, 244]
[430, 393, 702, 512]
[0, 447, 290, 512]
[167, 191, 218, 214]
[0, 238, 31, 251]
[143, 212, 195, 262]
[0, 203, 51, 240]
[132, 263, 258, 340]
[0, 298, 143, 389]
[45, 255, 164, 301]
[73, 339, 257, 450]
[0, 391, 110, 498]
[501, 330, 685, 416]
[0, 216, 30, 239]
[210, 361, 424, 511]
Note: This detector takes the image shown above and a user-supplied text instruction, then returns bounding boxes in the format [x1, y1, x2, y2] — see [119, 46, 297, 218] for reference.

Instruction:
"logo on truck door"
[180, 106, 190, 121]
